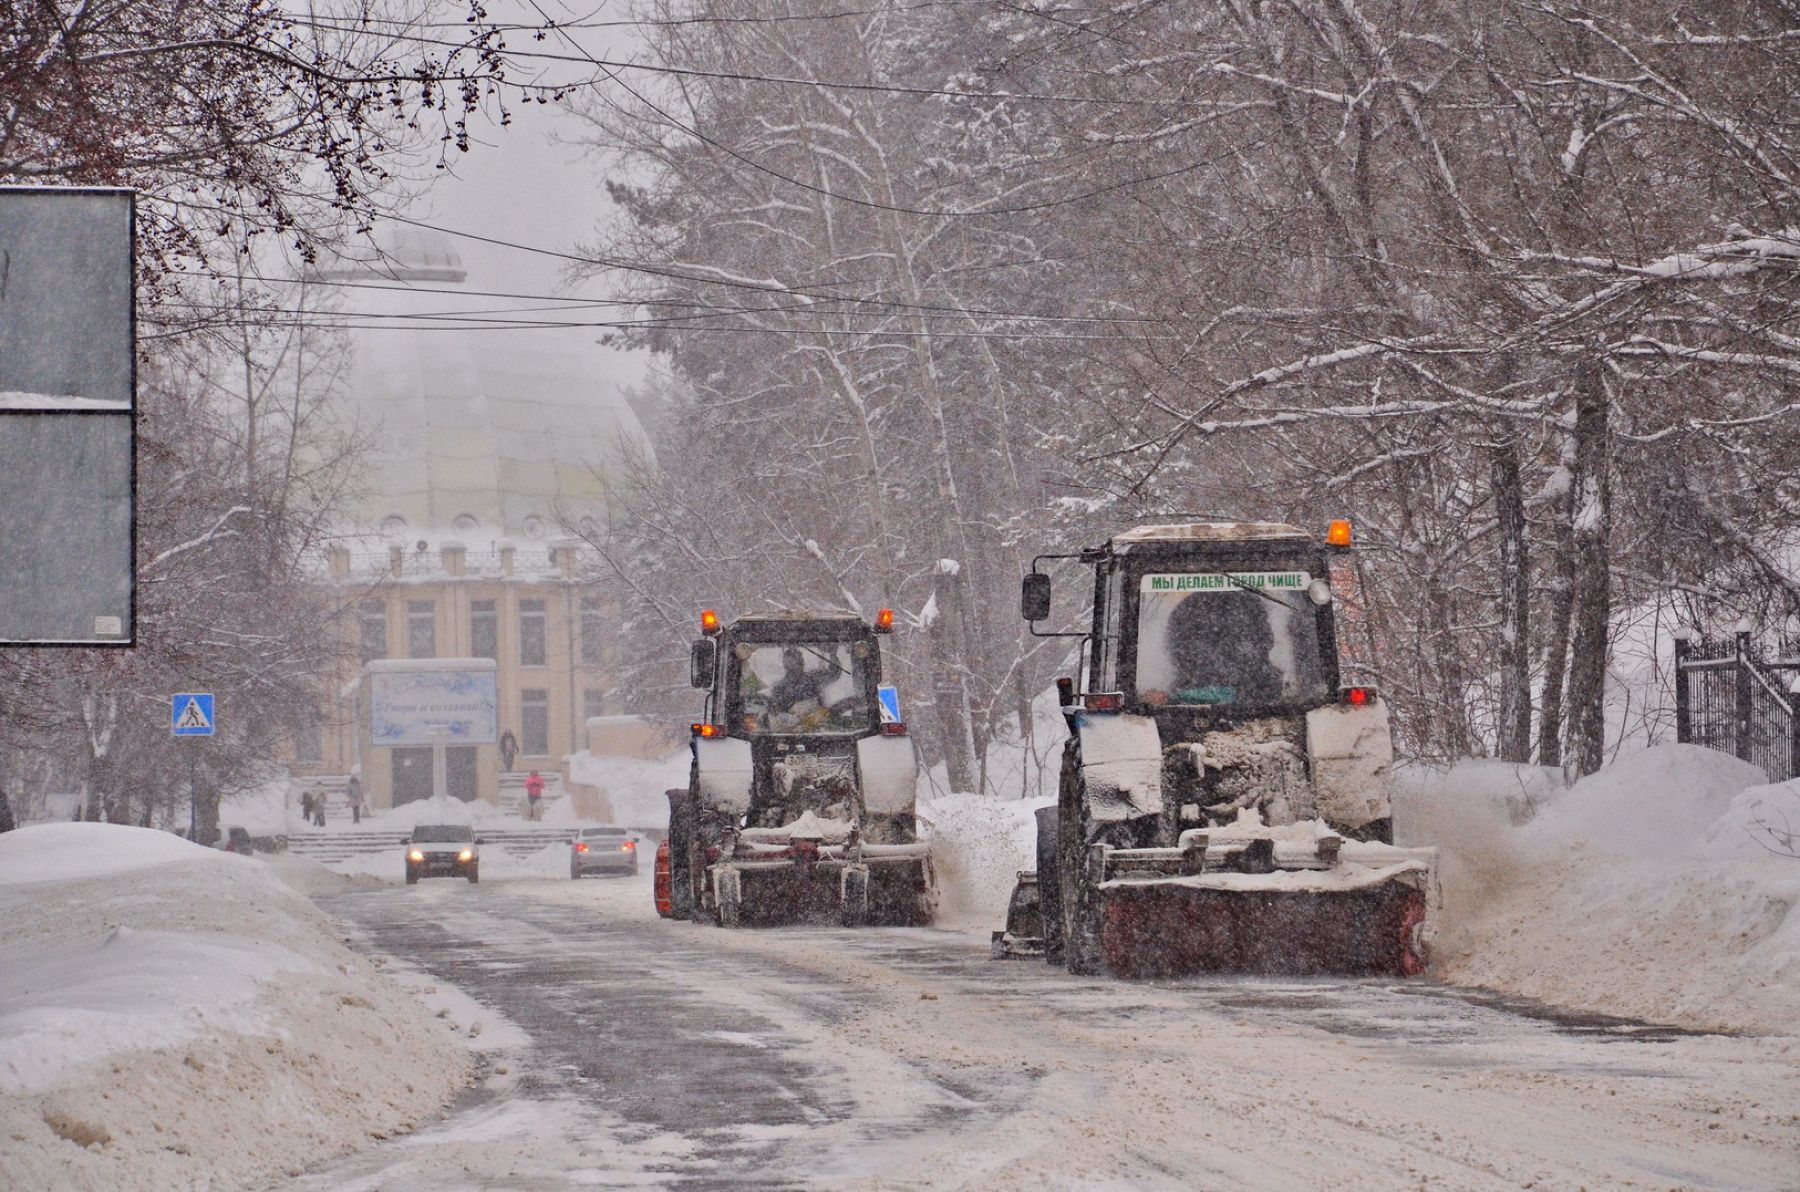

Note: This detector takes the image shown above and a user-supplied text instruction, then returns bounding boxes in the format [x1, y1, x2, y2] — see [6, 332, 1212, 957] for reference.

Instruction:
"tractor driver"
[1161, 590, 1284, 705]
[767, 646, 834, 722]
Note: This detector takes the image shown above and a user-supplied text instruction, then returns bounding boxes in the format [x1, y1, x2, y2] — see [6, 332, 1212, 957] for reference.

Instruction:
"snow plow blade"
[1095, 877, 1428, 978]
[716, 859, 934, 927]
[1063, 828, 1434, 979]
[712, 827, 935, 928]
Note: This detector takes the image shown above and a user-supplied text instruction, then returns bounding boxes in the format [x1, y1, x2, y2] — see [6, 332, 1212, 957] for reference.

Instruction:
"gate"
[1674, 630, 1800, 782]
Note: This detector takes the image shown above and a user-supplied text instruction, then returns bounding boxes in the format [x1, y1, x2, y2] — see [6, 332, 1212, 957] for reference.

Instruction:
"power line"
[146, 193, 1158, 324]
[279, 11, 1178, 108]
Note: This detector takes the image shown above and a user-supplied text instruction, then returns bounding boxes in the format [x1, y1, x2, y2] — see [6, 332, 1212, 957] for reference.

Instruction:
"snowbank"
[1406, 744, 1800, 1035]
[566, 747, 688, 828]
[0, 824, 473, 1189]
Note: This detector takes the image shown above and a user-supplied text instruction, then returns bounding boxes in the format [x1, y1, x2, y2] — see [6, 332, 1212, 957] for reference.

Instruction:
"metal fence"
[1674, 631, 1800, 782]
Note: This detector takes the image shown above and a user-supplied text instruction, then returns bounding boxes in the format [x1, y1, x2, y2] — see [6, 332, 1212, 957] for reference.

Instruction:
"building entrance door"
[446, 746, 478, 802]
[391, 748, 433, 805]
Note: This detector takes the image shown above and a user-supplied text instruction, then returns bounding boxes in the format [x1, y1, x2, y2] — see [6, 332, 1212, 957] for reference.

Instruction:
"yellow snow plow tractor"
[1000, 521, 1434, 977]
[667, 609, 935, 928]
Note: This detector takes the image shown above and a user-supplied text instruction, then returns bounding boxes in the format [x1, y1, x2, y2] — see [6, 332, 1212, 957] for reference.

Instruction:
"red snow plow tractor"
[665, 610, 935, 928]
[995, 521, 1434, 978]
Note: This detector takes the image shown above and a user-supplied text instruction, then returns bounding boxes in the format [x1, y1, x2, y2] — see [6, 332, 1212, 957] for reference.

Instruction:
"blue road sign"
[172, 693, 215, 737]
[877, 685, 902, 724]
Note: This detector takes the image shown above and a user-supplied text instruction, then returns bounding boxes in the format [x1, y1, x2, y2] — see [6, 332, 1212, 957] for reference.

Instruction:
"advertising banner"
[369, 666, 498, 746]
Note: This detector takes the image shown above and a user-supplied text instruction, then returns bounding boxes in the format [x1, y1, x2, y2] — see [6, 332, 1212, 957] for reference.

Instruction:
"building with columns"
[291, 228, 650, 811]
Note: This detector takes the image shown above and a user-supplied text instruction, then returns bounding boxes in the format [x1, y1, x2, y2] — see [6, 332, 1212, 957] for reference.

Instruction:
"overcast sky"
[407, 1, 651, 390]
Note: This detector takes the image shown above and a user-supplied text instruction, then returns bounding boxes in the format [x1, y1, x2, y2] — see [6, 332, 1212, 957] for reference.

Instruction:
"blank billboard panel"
[0, 414, 132, 642]
[0, 188, 134, 410]
[0, 188, 135, 644]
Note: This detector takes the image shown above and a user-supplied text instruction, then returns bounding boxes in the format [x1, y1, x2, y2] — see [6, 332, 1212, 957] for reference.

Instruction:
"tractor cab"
[670, 607, 933, 927]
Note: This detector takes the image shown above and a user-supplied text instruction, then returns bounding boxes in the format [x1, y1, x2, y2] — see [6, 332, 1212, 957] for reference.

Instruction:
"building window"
[521, 689, 549, 756]
[580, 597, 604, 667]
[470, 599, 498, 661]
[295, 719, 323, 764]
[583, 687, 605, 724]
[359, 600, 387, 662]
[518, 598, 546, 667]
[407, 600, 436, 659]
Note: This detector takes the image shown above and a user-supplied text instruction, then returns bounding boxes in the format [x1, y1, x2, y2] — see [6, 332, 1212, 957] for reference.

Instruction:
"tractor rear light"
[874, 607, 894, 633]
[692, 722, 726, 738]
[621, 840, 635, 851]
[879, 721, 907, 736]
[1085, 691, 1126, 713]
[700, 608, 721, 635]
[1341, 686, 1376, 707]
[1327, 518, 1353, 547]
[575, 841, 589, 853]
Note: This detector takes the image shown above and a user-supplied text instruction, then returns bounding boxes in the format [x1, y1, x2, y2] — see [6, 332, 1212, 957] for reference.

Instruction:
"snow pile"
[0, 391, 130, 411]
[0, 824, 472, 1189]
[566, 746, 688, 828]
[918, 792, 1051, 926]
[1408, 744, 1800, 1034]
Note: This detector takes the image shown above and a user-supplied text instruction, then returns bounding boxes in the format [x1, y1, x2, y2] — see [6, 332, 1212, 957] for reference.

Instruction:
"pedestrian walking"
[300, 791, 315, 824]
[345, 773, 364, 824]
[524, 769, 546, 821]
[499, 728, 518, 773]
[312, 792, 326, 828]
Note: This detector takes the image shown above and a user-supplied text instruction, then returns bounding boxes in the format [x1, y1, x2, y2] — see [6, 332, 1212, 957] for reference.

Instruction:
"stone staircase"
[286, 824, 579, 863]
[497, 770, 567, 819]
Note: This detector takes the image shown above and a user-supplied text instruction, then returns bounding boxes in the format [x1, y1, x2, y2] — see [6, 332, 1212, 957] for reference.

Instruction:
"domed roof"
[311, 224, 468, 284]
[322, 226, 650, 541]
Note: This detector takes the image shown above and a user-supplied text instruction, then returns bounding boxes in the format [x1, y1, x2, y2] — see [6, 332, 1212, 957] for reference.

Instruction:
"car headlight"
[458, 849, 474, 862]
[408, 849, 424, 862]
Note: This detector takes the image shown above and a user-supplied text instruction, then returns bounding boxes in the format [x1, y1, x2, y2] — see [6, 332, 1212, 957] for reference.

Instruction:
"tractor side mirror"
[689, 639, 717, 689]
[1020, 572, 1052, 622]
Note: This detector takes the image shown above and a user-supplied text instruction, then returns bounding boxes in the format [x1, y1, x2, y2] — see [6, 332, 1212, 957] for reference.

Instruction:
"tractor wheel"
[666, 786, 698, 921]
[840, 865, 871, 927]
[1056, 744, 1104, 975]
[716, 868, 743, 928]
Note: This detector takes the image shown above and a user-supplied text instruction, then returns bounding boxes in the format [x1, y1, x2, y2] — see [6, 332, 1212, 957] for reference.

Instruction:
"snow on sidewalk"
[0, 823, 473, 1191]
[1403, 744, 1800, 1035]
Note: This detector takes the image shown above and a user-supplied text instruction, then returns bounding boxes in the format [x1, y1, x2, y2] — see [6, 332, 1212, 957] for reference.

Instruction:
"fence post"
[1789, 676, 1800, 782]
[1736, 627, 1754, 764]
[1673, 629, 1692, 745]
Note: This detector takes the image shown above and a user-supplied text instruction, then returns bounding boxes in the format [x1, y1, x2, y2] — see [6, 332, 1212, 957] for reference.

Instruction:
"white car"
[571, 826, 638, 878]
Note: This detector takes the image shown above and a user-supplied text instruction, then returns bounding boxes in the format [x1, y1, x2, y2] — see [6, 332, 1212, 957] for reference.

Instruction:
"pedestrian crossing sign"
[172, 693, 215, 737]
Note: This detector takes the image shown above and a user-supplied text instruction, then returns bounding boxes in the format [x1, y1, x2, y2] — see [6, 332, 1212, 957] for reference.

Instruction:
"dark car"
[571, 826, 638, 879]
[405, 824, 480, 884]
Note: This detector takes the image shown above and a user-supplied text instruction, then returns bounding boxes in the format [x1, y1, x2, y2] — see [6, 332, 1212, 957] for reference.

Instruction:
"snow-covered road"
[298, 875, 1800, 1190]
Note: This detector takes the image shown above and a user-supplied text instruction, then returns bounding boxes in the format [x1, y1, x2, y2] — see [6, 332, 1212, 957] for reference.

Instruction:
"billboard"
[0, 187, 135, 644]
[368, 662, 499, 747]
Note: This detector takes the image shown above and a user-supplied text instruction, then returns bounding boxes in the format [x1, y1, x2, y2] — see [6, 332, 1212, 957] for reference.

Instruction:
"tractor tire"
[840, 864, 871, 927]
[1037, 791, 1065, 966]
[1055, 742, 1107, 974]
[716, 868, 743, 928]
[405, 869, 419, 886]
[666, 786, 698, 921]
[467, 867, 479, 884]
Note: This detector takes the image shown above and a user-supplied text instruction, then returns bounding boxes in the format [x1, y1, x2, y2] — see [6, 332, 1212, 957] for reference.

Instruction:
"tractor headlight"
[458, 849, 474, 862]
[408, 849, 424, 862]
